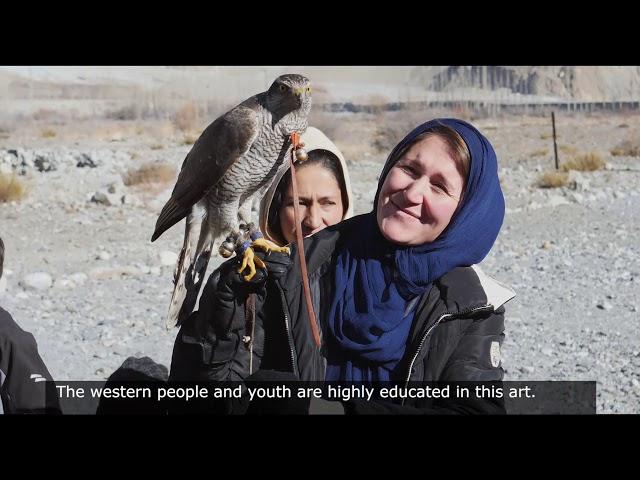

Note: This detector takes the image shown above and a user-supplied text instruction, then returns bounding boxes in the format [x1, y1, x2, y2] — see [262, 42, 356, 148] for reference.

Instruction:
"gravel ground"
[1, 114, 638, 413]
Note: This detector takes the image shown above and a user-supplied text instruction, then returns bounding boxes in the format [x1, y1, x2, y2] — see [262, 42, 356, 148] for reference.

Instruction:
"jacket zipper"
[403, 304, 495, 392]
[276, 282, 299, 377]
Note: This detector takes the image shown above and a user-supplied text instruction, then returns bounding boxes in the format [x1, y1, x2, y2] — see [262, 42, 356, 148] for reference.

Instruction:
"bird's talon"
[243, 270, 256, 282]
[251, 237, 290, 255]
[254, 256, 266, 269]
[238, 246, 260, 281]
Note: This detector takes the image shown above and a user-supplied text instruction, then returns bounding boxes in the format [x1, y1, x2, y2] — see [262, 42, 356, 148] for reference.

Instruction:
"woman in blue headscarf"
[170, 118, 515, 414]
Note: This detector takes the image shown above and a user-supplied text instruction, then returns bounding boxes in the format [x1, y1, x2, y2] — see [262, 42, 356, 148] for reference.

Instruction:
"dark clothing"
[170, 216, 515, 414]
[0, 306, 61, 414]
[96, 356, 169, 415]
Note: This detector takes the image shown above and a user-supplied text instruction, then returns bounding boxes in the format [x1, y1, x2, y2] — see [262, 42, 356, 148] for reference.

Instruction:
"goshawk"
[151, 74, 312, 328]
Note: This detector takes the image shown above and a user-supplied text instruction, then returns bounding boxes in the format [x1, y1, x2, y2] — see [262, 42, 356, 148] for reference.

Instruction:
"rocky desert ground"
[1, 69, 639, 413]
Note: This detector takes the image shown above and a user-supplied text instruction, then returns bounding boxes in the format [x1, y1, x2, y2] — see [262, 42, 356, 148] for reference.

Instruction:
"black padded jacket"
[169, 215, 516, 414]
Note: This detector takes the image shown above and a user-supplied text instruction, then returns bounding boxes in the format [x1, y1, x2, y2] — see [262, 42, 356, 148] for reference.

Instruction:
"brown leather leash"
[289, 132, 321, 347]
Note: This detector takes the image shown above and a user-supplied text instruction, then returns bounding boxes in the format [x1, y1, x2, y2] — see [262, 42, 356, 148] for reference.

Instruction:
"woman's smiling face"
[376, 134, 465, 246]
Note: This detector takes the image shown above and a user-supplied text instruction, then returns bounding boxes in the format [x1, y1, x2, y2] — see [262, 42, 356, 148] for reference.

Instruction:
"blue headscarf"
[325, 118, 505, 383]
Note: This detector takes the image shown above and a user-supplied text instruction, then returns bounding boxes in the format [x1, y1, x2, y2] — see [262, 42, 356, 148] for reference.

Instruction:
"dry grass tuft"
[32, 108, 60, 121]
[561, 152, 605, 172]
[181, 133, 198, 145]
[537, 171, 570, 188]
[0, 173, 28, 202]
[41, 128, 57, 138]
[106, 104, 139, 121]
[371, 111, 428, 154]
[611, 138, 640, 157]
[173, 103, 200, 132]
[531, 148, 549, 157]
[123, 162, 175, 187]
[146, 121, 176, 141]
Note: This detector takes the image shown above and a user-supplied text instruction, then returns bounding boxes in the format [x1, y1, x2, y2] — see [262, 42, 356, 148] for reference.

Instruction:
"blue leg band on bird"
[238, 241, 252, 255]
[289, 132, 321, 347]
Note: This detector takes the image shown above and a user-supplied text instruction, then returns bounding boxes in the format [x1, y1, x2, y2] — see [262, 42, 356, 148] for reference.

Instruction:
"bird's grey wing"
[151, 106, 260, 241]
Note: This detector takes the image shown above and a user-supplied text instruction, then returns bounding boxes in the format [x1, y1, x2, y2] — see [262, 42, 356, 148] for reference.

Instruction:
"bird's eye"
[279, 84, 287, 92]
[306, 87, 311, 93]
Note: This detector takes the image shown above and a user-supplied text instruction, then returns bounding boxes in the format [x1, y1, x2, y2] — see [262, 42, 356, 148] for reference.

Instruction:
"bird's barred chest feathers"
[214, 113, 306, 199]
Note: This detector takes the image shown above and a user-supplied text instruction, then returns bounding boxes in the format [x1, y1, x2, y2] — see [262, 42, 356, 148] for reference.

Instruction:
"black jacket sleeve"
[0, 308, 61, 414]
[344, 309, 506, 415]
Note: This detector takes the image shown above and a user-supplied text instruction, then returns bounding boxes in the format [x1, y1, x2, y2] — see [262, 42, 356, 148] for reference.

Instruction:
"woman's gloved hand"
[217, 249, 291, 298]
[198, 250, 291, 335]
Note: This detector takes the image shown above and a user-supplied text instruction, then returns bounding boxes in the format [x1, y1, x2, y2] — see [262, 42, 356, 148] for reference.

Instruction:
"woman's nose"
[303, 205, 322, 230]
[403, 178, 427, 205]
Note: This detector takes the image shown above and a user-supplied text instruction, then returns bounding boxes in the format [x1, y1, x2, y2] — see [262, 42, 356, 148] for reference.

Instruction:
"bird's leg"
[238, 199, 253, 228]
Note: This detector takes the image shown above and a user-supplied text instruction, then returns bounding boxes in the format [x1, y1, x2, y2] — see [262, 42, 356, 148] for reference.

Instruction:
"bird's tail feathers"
[177, 245, 212, 325]
[166, 217, 199, 329]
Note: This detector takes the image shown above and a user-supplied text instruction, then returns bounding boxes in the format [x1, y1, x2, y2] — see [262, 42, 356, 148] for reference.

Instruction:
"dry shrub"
[561, 152, 604, 172]
[32, 108, 59, 121]
[0, 173, 27, 202]
[146, 121, 176, 140]
[41, 128, 57, 138]
[611, 138, 640, 157]
[123, 162, 175, 187]
[359, 94, 391, 115]
[538, 171, 569, 188]
[181, 133, 198, 145]
[372, 127, 405, 154]
[106, 104, 139, 121]
[540, 132, 552, 140]
[90, 122, 140, 142]
[371, 110, 427, 154]
[173, 103, 200, 132]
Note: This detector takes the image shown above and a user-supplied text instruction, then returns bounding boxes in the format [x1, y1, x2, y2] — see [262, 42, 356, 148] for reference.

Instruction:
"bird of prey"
[151, 74, 312, 329]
